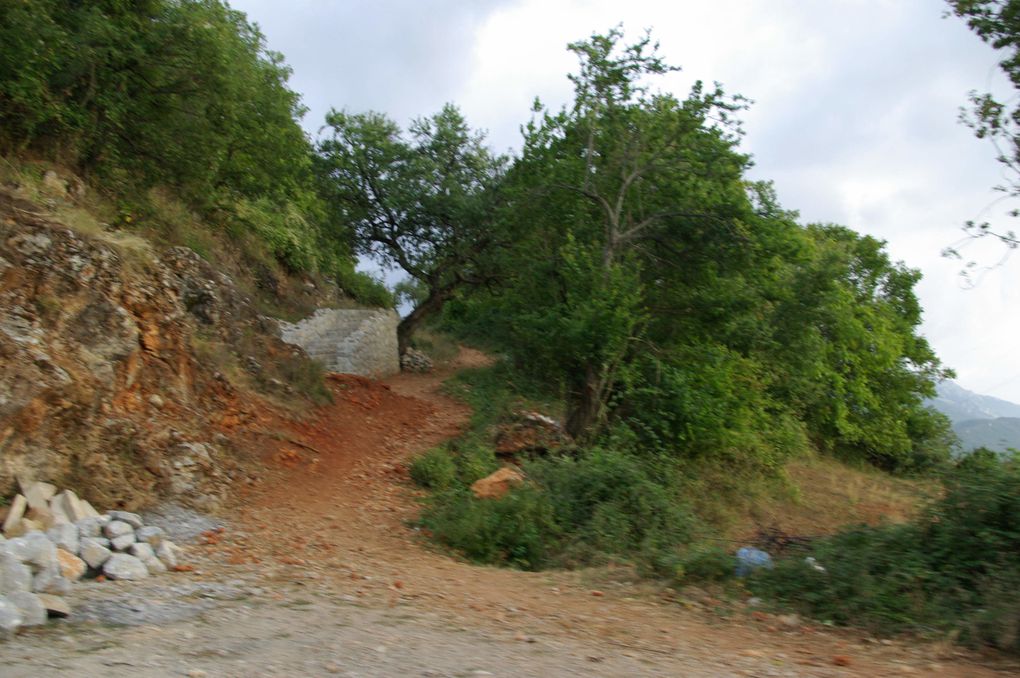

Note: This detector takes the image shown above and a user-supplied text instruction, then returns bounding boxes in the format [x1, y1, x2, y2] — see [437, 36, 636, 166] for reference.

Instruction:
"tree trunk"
[565, 365, 604, 440]
[396, 287, 450, 356]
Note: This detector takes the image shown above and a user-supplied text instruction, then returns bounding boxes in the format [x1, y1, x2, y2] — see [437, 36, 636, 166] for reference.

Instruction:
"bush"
[670, 543, 737, 584]
[420, 487, 559, 570]
[751, 452, 1020, 653]
[409, 448, 458, 490]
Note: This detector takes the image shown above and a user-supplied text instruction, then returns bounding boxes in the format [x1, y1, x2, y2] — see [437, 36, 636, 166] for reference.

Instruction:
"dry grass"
[727, 454, 936, 540]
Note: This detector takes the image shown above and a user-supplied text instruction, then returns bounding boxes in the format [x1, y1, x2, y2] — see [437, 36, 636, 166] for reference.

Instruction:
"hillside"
[929, 380, 1020, 423]
[927, 381, 1020, 453]
[954, 417, 1020, 454]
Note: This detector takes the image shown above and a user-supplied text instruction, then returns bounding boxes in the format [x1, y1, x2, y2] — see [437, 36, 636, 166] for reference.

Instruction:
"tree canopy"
[316, 104, 506, 352]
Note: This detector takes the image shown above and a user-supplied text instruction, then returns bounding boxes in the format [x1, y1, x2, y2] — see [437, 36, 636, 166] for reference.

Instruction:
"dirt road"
[2, 348, 1012, 677]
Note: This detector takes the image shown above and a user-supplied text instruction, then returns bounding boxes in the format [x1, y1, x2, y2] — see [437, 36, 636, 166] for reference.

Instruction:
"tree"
[316, 104, 506, 353]
[493, 28, 753, 440]
[946, 0, 1020, 256]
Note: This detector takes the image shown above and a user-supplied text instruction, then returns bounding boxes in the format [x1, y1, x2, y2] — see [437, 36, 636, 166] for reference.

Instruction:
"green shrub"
[409, 448, 458, 490]
[670, 543, 737, 584]
[450, 441, 500, 485]
[751, 452, 1020, 653]
[420, 487, 559, 570]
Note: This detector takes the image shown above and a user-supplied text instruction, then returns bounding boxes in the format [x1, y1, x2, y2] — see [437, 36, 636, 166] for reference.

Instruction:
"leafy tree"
[0, 0, 356, 281]
[316, 104, 506, 352]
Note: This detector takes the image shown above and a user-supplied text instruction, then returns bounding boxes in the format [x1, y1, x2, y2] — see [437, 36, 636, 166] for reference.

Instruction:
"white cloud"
[231, 0, 1020, 402]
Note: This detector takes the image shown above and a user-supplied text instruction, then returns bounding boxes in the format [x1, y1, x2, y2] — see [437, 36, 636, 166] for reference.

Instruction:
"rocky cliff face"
[0, 189, 313, 512]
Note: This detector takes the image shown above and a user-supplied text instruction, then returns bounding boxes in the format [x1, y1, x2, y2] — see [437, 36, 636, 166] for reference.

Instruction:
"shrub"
[420, 487, 559, 570]
[751, 451, 1020, 653]
[409, 448, 458, 490]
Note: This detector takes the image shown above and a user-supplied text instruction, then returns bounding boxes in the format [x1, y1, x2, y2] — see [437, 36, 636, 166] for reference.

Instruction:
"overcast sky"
[230, 0, 1020, 403]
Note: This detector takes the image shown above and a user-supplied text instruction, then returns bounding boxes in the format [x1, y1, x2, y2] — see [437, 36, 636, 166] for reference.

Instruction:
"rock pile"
[400, 348, 434, 373]
[0, 480, 185, 638]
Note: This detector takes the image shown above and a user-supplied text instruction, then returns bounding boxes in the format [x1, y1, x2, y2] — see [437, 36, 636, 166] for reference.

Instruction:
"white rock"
[102, 554, 149, 581]
[107, 511, 143, 529]
[7, 591, 46, 626]
[47, 523, 79, 554]
[32, 566, 71, 595]
[103, 520, 133, 540]
[110, 533, 135, 551]
[0, 554, 32, 594]
[20, 532, 57, 571]
[52, 490, 88, 522]
[143, 557, 168, 575]
[0, 597, 24, 637]
[1, 495, 27, 535]
[129, 543, 155, 561]
[76, 517, 104, 539]
[135, 526, 165, 546]
[155, 541, 182, 569]
[79, 538, 112, 569]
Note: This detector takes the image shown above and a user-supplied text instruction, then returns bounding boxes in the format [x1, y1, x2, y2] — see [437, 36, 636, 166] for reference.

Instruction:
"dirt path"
[2, 348, 1014, 677]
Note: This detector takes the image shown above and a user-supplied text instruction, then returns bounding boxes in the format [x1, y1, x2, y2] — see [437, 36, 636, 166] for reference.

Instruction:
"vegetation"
[0, 0, 384, 304]
[752, 451, 1020, 652]
[316, 105, 507, 352]
[6, 3, 1015, 654]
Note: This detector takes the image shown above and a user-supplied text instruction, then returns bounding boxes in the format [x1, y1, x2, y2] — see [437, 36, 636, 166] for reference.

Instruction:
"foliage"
[751, 451, 1020, 652]
[409, 448, 458, 490]
[316, 104, 506, 350]
[447, 28, 949, 472]
[0, 0, 374, 299]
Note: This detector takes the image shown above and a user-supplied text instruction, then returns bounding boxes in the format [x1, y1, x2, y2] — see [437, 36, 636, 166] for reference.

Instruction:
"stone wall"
[278, 309, 400, 378]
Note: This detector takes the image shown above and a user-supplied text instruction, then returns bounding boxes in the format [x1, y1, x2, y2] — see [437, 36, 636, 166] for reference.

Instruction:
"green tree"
[316, 104, 506, 352]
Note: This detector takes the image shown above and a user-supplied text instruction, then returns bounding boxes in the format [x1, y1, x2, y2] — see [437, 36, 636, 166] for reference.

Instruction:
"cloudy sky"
[230, 0, 1020, 402]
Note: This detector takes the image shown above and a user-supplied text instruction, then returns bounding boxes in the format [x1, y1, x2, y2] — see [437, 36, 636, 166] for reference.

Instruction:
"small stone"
[832, 655, 852, 667]
[129, 543, 155, 561]
[25, 505, 56, 529]
[186, 670, 207, 678]
[7, 591, 46, 626]
[103, 520, 133, 540]
[33, 565, 71, 595]
[18, 480, 57, 508]
[53, 490, 87, 523]
[136, 526, 165, 546]
[56, 548, 86, 581]
[1, 495, 27, 535]
[76, 516, 104, 539]
[0, 597, 24, 637]
[110, 533, 135, 551]
[108, 511, 143, 529]
[148, 394, 165, 409]
[144, 557, 168, 575]
[103, 553, 149, 580]
[156, 541, 182, 569]
[79, 537, 112, 569]
[0, 554, 32, 594]
[36, 593, 71, 618]
[47, 523, 79, 554]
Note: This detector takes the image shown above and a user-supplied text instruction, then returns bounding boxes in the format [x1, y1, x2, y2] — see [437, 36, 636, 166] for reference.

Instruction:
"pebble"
[103, 554, 149, 581]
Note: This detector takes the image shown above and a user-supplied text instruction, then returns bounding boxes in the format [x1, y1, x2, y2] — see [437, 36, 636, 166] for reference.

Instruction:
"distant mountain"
[928, 381, 1020, 425]
[954, 418, 1020, 455]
